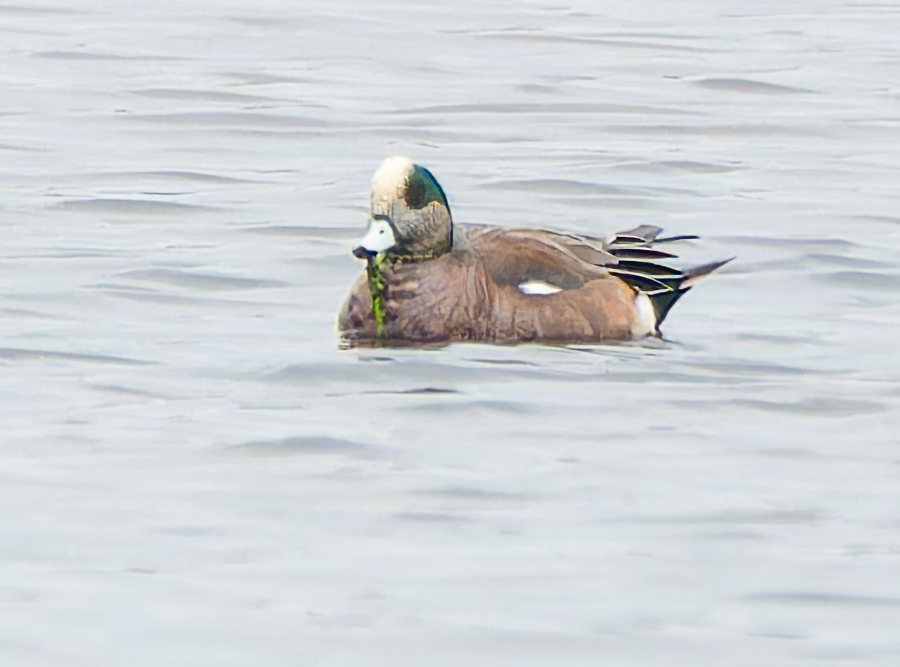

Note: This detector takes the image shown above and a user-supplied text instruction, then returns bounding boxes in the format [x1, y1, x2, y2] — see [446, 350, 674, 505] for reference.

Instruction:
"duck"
[338, 156, 730, 346]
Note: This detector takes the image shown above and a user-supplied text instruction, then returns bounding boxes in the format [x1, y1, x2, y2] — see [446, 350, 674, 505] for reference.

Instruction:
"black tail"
[647, 257, 734, 328]
[606, 226, 733, 331]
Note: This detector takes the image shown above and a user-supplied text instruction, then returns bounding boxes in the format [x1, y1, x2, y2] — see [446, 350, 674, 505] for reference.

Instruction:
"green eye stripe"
[404, 166, 449, 210]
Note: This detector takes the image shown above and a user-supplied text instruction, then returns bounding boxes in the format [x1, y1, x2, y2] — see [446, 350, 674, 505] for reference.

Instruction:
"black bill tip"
[353, 246, 377, 259]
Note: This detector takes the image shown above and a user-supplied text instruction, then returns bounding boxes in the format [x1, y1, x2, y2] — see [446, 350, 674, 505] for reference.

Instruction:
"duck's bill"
[354, 218, 396, 258]
[353, 245, 377, 259]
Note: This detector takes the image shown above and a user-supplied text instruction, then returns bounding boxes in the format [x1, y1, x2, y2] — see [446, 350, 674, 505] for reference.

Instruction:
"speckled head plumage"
[359, 156, 453, 261]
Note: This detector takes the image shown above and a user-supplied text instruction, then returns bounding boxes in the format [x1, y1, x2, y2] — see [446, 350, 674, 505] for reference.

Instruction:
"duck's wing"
[467, 227, 614, 291]
[470, 225, 686, 293]
[467, 224, 731, 327]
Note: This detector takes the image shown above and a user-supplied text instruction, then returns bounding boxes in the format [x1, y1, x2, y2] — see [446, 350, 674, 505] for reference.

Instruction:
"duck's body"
[341, 223, 655, 343]
[338, 157, 729, 346]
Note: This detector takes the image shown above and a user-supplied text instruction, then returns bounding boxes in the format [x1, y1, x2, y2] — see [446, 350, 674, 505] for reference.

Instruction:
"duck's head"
[353, 156, 453, 262]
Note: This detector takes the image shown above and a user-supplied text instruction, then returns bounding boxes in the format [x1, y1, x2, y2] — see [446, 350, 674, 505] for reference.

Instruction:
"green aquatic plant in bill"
[365, 254, 387, 338]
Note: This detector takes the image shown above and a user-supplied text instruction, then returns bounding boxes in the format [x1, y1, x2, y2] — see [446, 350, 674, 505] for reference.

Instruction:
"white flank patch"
[631, 292, 656, 337]
[359, 219, 396, 253]
[519, 280, 563, 295]
[371, 156, 414, 206]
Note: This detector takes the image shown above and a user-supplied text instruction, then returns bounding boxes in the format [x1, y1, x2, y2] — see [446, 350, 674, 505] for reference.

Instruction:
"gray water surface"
[2, 1, 900, 665]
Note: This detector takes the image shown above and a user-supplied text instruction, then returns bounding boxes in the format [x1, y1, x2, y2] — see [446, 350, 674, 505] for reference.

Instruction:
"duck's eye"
[379, 229, 385, 235]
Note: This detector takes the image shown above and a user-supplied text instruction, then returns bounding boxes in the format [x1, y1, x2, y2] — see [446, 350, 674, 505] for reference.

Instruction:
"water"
[2, 1, 899, 665]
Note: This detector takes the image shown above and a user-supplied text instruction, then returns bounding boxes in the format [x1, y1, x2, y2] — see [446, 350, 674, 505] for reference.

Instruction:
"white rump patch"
[358, 219, 396, 253]
[371, 156, 414, 207]
[631, 292, 657, 337]
[518, 280, 563, 295]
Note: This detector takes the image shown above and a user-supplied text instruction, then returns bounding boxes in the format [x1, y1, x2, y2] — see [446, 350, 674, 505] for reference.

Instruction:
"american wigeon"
[339, 157, 730, 345]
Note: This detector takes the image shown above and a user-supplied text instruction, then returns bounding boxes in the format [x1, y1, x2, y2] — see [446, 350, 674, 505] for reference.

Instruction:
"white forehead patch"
[371, 156, 414, 207]
[358, 219, 397, 253]
[518, 281, 563, 295]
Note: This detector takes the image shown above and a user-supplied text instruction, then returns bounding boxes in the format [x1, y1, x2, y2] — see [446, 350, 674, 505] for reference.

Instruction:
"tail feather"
[647, 256, 734, 330]
[653, 234, 700, 244]
[605, 227, 733, 331]
[680, 257, 735, 289]
[609, 247, 678, 260]
[611, 225, 663, 245]
[607, 268, 674, 293]
[647, 288, 688, 329]
[613, 259, 684, 278]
